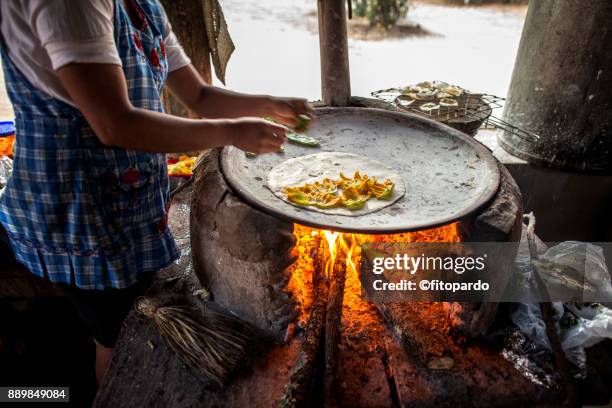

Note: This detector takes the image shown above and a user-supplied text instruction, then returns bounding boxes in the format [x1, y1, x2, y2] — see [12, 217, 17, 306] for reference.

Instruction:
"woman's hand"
[229, 118, 288, 154]
[264, 97, 315, 130]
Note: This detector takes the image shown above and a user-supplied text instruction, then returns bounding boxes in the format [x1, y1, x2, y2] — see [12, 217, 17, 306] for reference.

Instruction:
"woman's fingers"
[267, 122, 288, 142]
[269, 97, 315, 129]
[280, 115, 299, 128]
[252, 122, 286, 153]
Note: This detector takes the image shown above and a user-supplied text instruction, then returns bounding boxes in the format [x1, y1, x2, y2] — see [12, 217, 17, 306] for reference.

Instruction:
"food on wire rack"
[371, 81, 497, 136]
[396, 95, 415, 106]
[420, 102, 440, 112]
[403, 92, 432, 100]
[399, 81, 464, 100]
[439, 98, 459, 107]
[442, 85, 463, 97]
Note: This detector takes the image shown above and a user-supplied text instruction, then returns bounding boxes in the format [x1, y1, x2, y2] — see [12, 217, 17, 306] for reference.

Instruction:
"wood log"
[159, 0, 213, 118]
[280, 240, 328, 408]
[324, 244, 347, 407]
[373, 301, 563, 407]
[335, 257, 397, 407]
[317, 0, 351, 107]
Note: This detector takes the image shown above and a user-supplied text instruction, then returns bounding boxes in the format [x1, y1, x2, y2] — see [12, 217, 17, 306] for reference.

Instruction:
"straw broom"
[136, 296, 248, 385]
[136, 158, 247, 385]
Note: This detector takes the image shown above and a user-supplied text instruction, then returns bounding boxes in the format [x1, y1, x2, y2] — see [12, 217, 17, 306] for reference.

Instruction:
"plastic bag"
[511, 302, 564, 350]
[562, 303, 612, 350]
[533, 241, 612, 302]
[511, 242, 612, 364]
[0, 155, 12, 190]
[511, 302, 612, 365]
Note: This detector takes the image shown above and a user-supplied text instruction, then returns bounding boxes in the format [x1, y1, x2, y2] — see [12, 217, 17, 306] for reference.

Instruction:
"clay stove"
[188, 107, 547, 407]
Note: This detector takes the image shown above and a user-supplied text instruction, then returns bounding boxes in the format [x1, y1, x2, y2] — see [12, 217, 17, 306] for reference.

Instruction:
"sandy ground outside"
[0, 0, 527, 120]
[215, 0, 527, 101]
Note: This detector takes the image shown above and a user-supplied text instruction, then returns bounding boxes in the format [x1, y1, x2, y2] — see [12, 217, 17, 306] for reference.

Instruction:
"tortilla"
[267, 152, 406, 216]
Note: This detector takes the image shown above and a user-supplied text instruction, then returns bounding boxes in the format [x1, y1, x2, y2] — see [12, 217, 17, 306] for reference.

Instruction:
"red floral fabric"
[149, 49, 160, 68]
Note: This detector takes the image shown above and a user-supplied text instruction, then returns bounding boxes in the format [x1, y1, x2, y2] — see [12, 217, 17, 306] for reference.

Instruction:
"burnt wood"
[280, 240, 329, 408]
[324, 245, 347, 407]
[372, 301, 562, 407]
[334, 261, 400, 407]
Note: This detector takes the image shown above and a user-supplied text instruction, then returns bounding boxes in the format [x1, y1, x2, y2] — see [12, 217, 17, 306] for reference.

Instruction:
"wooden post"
[500, 0, 612, 172]
[160, 0, 213, 117]
[317, 0, 351, 107]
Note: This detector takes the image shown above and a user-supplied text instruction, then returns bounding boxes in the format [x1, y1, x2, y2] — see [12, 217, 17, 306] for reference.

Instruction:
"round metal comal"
[221, 108, 500, 233]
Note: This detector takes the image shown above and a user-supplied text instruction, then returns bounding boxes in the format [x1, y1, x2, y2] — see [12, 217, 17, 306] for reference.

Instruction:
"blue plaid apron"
[0, 0, 179, 289]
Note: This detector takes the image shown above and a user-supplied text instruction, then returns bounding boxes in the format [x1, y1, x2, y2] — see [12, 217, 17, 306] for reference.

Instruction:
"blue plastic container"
[0, 121, 15, 137]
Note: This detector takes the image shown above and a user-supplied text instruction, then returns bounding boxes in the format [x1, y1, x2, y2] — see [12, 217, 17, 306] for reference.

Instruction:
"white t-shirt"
[0, 0, 191, 106]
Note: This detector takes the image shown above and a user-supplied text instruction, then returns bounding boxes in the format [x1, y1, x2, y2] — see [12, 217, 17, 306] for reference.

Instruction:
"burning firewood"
[324, 236, 348, 407]
[280, 238, 329, 408]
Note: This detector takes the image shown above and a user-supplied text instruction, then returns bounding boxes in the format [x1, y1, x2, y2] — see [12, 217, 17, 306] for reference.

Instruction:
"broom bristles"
[136, 297, 248, 385]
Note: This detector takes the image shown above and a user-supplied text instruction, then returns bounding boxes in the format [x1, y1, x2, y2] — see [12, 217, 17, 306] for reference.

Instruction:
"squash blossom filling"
[283, 171, 394, 210]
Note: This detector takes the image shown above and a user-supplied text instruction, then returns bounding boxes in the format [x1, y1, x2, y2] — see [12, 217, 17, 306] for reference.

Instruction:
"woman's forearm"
[103, 107, 237, 152]
[56, 63, 290, 154]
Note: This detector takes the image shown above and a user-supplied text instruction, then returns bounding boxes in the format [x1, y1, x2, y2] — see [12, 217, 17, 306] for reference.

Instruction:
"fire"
[285, 223, 461, 324]
[322, 230, 339, 274]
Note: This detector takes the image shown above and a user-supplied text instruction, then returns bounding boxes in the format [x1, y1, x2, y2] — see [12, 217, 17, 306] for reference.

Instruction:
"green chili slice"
[287, 132, 320, 147]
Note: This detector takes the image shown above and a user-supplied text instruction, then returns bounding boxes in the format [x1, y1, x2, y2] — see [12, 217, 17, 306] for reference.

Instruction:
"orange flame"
[285, 223, 461, 324]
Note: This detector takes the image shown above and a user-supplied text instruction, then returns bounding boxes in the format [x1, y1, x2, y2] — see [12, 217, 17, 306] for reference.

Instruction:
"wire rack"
[371, 87, 540, 144]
